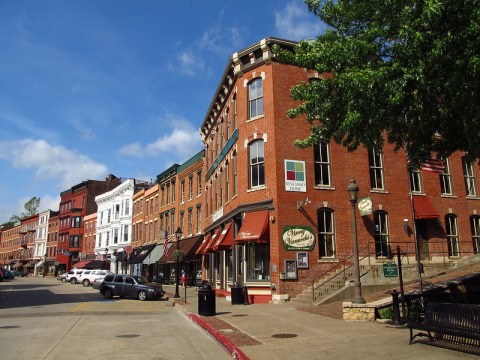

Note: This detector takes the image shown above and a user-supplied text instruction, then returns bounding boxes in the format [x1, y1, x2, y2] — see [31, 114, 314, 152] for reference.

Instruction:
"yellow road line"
[70, 303, 87, 312]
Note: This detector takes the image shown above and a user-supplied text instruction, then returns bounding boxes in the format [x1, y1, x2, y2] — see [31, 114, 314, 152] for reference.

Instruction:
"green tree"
[9, 196, 41, 222]
[274, 0, 480, 167]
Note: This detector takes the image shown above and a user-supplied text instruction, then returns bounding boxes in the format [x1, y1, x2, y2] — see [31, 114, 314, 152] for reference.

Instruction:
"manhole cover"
[0, 326, 20, 329]
[272, 333, 297, 339]
[116, 334, 140, 338]
[232, 314, 248, 317]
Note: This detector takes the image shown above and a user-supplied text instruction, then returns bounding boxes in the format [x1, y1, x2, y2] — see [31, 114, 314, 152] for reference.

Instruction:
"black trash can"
[198, 282, 216, 316]
[231, 282, 243, 305]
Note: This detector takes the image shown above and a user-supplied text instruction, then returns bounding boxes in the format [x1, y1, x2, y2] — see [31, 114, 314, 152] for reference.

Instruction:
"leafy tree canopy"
[9, 196, 40, 222]
[274, 0, 480, 168]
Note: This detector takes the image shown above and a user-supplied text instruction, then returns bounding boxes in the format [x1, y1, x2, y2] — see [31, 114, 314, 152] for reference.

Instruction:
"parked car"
[3, 270, 14, 280]
[11, 270, 26, 277]
[77, 270, 113, 287]
[92, 277, 105, 290]
[64, 269, 86, 284]
[0, 269, 3, 282]
[99, 274, 165, 301]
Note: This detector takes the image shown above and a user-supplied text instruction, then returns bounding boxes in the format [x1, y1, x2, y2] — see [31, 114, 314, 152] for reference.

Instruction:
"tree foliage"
[9, 196, 40, 222]
[274, 0, 480, 167]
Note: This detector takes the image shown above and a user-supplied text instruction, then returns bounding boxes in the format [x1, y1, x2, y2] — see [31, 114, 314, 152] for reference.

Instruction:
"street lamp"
[347, 178, 366, 304]
[43, 253, 47, 277]
[174, 227, 183, 299]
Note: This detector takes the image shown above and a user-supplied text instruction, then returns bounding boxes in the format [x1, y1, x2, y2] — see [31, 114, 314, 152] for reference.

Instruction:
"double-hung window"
[249, 140, 265, 188]
[369, 149, 385, 190]
[462, 156, 477, 196]
[440, 158, 453, 195]
[409, 170, 423, 193]
[446, 214, 460, 256]
[318, 208, 335, 258]
[314, 141, 331, 187]
[248, 78, 263, 119]
[374, 212, 390, 258]
[470, 215, 480, 254]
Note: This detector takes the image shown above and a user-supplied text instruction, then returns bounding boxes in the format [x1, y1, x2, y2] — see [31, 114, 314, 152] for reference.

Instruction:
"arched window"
[249, 140, 265, 188]
[374, 211, 390, 258]
[248, 78, 263, 119]
[445, 214, 460, 256]
[318, 208, 335, 258]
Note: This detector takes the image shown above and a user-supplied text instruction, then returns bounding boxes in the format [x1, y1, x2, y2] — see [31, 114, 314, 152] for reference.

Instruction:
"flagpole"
[409, 191, 424, 297]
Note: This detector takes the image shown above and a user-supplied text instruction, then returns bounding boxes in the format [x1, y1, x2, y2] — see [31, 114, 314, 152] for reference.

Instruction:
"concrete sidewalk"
[164, 285, 477, 360]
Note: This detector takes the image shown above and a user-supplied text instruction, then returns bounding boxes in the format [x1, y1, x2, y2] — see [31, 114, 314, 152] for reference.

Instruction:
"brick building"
[57, 174, 121, 272]
[198, 37, 480, 303]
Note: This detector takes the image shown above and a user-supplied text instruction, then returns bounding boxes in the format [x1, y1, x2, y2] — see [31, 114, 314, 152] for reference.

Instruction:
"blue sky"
[0, 0, 327, 224]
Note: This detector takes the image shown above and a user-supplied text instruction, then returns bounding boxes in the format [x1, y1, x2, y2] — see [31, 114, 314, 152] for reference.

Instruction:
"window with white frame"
[225, 161, 230, 201]
[113, 228, 118, 244]
[409, 169, 423, 193]
[189, 176, 193, 200]
[314, 140, 331, 187]
[249, 140, 265, 188]
[318, 208, 335, 258]
[197, 171, 202, 196]
[471, 215, 480, 254]
[188, 209, 193, 235]
[368, 148, 385, 190]
[440, 158, 453, 195]
[233, 152, 237, 196]
[462, 156, 477, 196]
[181, 180, 185, 203]
[374, 211, 390, 258]
[248, 78, 263, 119]
[196, 206, 202, 233]
[446, 214, 460, 256]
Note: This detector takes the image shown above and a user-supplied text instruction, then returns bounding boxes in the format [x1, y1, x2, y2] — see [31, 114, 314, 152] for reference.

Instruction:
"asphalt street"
[0, 276, 230, 360]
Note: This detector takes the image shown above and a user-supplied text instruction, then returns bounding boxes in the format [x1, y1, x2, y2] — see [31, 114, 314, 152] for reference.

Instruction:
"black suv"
[99, 274, 165, 301]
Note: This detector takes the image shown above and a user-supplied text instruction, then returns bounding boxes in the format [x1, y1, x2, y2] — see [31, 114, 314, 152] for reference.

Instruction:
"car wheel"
[138, 290, 147, 301]
[82, 279, 90, 287]
[70, 278, 77, 285]
[61, 278, 66, 283]
[103, 289, 113, 299]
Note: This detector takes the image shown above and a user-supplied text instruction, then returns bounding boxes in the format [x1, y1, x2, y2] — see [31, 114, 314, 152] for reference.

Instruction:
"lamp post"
[174, 227, 183, 299]
[43, 253, 47, 277]
[347, 178, 366, 304]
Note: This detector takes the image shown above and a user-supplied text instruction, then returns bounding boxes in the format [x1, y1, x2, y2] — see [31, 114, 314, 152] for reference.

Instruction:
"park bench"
[407, 302, 480, 355]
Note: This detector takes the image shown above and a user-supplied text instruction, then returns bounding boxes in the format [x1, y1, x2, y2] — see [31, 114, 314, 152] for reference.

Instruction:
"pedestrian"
[181, 271, 186, 288]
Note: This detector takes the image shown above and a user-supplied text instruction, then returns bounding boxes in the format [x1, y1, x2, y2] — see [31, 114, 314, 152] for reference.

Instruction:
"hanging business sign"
[282, 225, 316, 251]
[357, 196, 373, 216]
[284, 160, 306, 192]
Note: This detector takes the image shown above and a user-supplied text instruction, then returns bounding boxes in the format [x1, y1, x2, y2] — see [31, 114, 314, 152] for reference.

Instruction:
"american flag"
[419, 158, 446, 173]
[163, 230, 173, 255]
[406, 150, 446, 174]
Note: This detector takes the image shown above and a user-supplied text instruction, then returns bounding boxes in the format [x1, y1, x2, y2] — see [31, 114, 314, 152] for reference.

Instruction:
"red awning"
[213, 222, 233, 251]
[412, 196, 440, 219]
[72, 260, 92, 268]
[234, 210, 269, 243]
[195, 234, 211, 255]
[203, 228, 220, 253]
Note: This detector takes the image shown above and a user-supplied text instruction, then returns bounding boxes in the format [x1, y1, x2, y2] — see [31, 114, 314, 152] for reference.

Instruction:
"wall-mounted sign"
[382, 261, 399, 277]
[282, 225, 316, 251]
[284, 160, 306, 192]
[357, 196, 373, 216]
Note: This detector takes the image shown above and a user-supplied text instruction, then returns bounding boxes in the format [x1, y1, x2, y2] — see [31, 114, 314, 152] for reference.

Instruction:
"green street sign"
[383, 262, 398, 277]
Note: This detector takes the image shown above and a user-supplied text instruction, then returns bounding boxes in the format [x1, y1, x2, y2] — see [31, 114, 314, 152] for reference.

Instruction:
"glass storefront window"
[226, 249, 233, 281]
[245, 242, 269, 281]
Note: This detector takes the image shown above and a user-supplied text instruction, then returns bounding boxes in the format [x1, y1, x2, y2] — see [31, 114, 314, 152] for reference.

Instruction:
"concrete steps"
[290, 266, 367, 307]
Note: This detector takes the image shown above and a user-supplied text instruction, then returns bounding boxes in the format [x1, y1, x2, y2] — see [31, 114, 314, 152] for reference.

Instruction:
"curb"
[187, 313, 250, 360]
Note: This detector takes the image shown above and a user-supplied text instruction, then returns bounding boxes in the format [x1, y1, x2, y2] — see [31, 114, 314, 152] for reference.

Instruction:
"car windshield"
[136, 276, 148, 284]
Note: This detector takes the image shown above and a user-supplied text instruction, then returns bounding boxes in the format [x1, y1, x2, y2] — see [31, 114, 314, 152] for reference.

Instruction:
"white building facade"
[34, 210, 50, 276]
[95, 179, 135, 273]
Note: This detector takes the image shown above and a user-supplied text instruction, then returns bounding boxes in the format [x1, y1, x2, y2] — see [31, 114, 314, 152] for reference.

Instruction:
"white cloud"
[274, 1, 327, 41]
[176, 50, 205, 77]
[119, 117, 202, 162]
[0, 139, 109, 189]
[38, 194, 61, 214]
